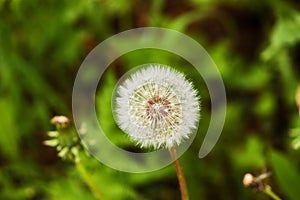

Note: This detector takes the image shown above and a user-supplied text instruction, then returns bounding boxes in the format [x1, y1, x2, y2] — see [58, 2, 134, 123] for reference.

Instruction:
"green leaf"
[269, 151, 300, 200]
[262, 3, 300, 61]
[290, 128, 300, 150]
[0, 99, 19, 160]
[232, 136, 266, 169]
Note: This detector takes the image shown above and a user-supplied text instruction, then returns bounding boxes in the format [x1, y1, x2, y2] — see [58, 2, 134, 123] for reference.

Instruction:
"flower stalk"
[170, 147, 189, 200]
[263, 185, 281, 200]
[76, 161, 106, 200]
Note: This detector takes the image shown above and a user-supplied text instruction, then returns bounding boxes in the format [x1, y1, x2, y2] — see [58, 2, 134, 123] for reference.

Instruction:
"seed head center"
[146, 96, 171, 120]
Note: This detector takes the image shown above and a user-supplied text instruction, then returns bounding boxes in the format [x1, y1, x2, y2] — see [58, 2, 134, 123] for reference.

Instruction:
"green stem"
[263, 185, 282, 200]
[76, 162, 106, 200]
[169, 147, 189, 200]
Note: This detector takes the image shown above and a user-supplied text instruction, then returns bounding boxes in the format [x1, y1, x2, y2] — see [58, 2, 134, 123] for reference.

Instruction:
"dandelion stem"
[76, 162, 106, 200]
[263, 185, 282, 200]
[170, 147, 189, 200]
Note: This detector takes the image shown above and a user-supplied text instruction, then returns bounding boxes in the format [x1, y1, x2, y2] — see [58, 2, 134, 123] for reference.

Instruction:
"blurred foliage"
[270, 151, 300, 200]
[1, 0, 300, 199]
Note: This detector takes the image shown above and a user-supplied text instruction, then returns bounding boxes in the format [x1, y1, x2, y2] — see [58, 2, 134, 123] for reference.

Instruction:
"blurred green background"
[1, 0, 300, 199]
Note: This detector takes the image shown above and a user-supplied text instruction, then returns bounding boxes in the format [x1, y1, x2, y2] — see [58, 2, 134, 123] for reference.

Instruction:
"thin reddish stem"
[170, 147, 189, 200]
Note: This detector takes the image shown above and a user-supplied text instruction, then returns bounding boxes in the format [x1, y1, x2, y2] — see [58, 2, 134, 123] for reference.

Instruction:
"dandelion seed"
[113, 64, 200, 149]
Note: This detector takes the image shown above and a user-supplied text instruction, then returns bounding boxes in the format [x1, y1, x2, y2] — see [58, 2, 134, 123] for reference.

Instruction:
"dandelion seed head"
[113, 64, 200, 149]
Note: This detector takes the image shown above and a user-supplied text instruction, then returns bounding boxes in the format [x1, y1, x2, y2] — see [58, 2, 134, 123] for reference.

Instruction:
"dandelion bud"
[243, 173, 255, 187]
[296, 86, 300, 115]
[44, 116, 80, 163]
[113, 65, 200, 149]
[51, 115, 70, 126]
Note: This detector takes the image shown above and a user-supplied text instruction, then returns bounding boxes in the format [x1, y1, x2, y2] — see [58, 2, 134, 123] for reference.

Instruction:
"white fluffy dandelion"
[113, 64, 200, 149]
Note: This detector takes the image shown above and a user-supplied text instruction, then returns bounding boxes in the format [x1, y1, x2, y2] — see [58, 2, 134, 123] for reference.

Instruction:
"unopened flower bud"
[296, 86, 300, 115]
[44, 116, 80, 163]
[51, 116, 70, 125]
[243, 173, 255, 187]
